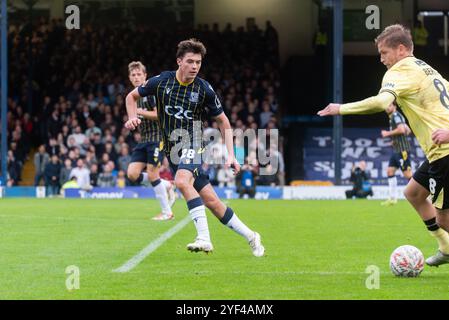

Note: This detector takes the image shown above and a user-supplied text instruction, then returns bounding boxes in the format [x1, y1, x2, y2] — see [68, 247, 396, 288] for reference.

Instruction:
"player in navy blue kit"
[125, 39, 264, 256]
[380, 103, 413, 206]
[127, 61, 176, 220]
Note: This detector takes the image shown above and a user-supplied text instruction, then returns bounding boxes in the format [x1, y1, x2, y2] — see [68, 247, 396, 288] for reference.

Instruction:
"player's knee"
[174, 177, 190, 192]
[403, 185, 424, 203]
[127, 170, 140, 182]
[403, 187, 414, 201]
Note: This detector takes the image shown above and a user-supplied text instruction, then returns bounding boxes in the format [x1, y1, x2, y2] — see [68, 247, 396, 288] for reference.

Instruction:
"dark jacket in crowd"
[45, 162, 62, 186]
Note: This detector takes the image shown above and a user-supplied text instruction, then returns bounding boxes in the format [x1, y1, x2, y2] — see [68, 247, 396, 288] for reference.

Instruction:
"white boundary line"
[113, 215, 191, 273]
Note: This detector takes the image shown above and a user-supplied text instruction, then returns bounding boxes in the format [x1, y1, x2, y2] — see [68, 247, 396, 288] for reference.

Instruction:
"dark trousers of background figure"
[34, 172, 45, 186]
[46, 184, 60, 197]
[238, 186, 256, 199]
[345, 189, 373, 199]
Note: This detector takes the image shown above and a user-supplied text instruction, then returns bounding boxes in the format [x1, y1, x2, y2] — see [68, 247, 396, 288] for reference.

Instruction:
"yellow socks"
[430, 228, 449, 254]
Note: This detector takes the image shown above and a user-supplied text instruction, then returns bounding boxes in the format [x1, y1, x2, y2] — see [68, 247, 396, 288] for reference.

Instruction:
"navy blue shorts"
[131, 142, 164, 167]
[388, 151, 411, 172]
[167, 146, 210, 192]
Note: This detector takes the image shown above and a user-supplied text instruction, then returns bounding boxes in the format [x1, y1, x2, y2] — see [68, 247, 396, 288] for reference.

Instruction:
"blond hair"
[374, 24, 413, 51]
[128, 61, 147, 74]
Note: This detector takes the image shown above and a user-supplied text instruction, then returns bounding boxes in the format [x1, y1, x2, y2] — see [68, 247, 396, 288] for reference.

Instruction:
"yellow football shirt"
[379, 56, 449, 163]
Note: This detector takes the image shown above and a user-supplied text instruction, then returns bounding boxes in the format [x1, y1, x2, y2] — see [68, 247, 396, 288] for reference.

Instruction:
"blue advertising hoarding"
[303, 128, 426, 185]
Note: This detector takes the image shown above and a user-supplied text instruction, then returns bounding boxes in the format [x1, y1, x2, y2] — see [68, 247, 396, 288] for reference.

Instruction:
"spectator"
[66, 136, 77, 149]
[104, 142, 118, 166]
[47, 109, 61, 139]
[79, 137, 91, 156]
[9, 142, 24, 178]
[68, 125, 86, 147]
[117, 144, 131, 172]
[84, 150, 97, 169]
[206, 136, 227, 165]
[97, 161, 116, 187]
[217, 165, 235, 187]
[107, 77, 125, 104]
[116, 170, 126, 188]
[7, 151, 21, 186]
[114, 135, 126, 154]
[259, 101, 273, 128]
[34, 144, 50, 186]
[59, 158, 73, 186]
[67, 149, 78, 167]
[91, 132, 105, 158]
[70, 158, 91, 189]
[269, 144, 285, 186]
[44, 154, 62, 196]
[86, 93, 99, 110]
[257, 164, 279, 186]
[99, 153, 111, 173]
[89, 163, 99, 187]
[61, 176, 79, 192]
[159, 157, 174, 182]
[46, 138, 60, 156]
[85, 117, 102, 139]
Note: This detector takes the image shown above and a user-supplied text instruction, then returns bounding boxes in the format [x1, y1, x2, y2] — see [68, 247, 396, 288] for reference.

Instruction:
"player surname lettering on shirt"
[379, 56, 449, 162]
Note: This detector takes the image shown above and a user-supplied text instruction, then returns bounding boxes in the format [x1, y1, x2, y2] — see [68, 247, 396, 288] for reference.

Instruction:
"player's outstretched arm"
[214, 113, 241, 175]
[125, 88, 142, 130]
[137, 107, 158, 121]
[381, 124, 410, 138]
[317, 103, 341, 116]
[318, 92, 395, 117]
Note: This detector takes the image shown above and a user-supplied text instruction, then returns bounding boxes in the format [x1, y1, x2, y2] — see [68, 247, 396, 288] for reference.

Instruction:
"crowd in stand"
[3, 17, 284, 195]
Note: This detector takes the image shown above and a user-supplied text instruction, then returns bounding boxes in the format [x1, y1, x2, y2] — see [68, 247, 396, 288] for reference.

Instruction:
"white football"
[390, 245, 424, 277]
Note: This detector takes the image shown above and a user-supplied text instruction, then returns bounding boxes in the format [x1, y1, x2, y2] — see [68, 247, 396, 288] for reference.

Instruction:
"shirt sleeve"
[379, 69, 414, 99]
[393, 112, 405, 125]
[137, 75, 161, 97]
[340, 91, 395, 115]
[204, 81, 224, 117]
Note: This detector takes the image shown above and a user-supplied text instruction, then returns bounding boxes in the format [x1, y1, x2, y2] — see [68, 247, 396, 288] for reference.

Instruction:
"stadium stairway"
[19, 149, 36, 186]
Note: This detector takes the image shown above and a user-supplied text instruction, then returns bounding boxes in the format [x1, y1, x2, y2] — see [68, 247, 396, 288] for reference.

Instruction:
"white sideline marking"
[113, 215, 191, 273]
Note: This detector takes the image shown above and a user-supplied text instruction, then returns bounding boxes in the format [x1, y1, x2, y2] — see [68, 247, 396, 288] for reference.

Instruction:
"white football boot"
[426, 250, 449, 267]
[249, 232, 265, 257]
[187, 238, 214, 253]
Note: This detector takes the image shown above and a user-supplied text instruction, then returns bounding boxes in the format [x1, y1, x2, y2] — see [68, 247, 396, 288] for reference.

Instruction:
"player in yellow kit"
[318, 24, 449, 267]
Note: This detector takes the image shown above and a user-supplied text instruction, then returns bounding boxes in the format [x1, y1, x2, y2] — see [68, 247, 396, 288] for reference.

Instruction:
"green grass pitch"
[1, 198, 449, 300]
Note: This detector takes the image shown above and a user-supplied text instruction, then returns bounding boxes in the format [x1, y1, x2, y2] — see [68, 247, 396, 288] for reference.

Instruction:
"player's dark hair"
[375, 24, 414, 51]
[128, 61, 147, 74]
[176, 38, 207, 59]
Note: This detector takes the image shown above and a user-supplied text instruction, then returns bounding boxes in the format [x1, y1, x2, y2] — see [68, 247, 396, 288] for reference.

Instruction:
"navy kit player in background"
[125, 39, 264, 256]
[381, 103, 413, 206]
[127, 61, 175, 221]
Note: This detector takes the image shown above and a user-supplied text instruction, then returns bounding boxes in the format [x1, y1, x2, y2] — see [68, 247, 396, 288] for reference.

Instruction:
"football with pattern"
[390, 245, 424, 277]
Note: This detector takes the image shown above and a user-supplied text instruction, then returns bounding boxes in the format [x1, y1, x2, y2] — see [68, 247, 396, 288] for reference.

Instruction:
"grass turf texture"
[0, 198, 448, 299]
